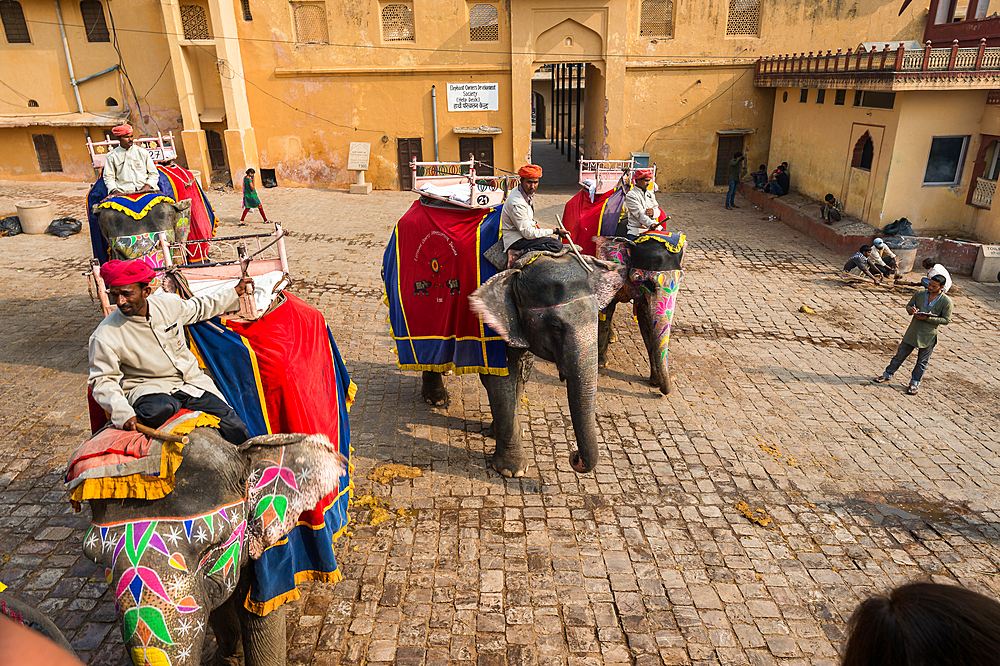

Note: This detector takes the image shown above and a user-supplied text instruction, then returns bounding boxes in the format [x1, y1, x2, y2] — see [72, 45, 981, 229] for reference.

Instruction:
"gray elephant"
[594, 233, 684, 395]
[93, 198, 192, 261]
[419, 251, 622, 476]
[82, 429, 347, 666]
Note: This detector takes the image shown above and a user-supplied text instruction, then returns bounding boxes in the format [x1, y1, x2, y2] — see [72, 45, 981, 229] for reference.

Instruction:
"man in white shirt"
[625, 168, 662, 239]
[921, 258, 952, 293]
[102, 124, 159, 195]
[89, 259, 255, 444]
[870, 238, 902, 279]
[501, 164, 569, 253]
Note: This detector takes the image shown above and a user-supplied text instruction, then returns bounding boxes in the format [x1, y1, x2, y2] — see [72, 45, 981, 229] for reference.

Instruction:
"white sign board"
[347, 142, 371, 171]
[447, 83, 499, 112]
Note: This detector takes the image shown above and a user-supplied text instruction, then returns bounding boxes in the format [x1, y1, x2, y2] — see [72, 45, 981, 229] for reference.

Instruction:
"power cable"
[105, 0, 161, 133]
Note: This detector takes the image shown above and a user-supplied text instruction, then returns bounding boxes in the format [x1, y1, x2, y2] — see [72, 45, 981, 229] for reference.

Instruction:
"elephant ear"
[243, 433, 348, 559]
[593, 236, 633, 266]
[585, 258, 626, 310]
[469, 270, 529, 348]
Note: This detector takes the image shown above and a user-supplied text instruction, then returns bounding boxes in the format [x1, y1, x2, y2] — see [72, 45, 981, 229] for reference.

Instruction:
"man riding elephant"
[103, 124, 159, 196]
[89, 259, 255, 444]
[501, 164, 570, 254]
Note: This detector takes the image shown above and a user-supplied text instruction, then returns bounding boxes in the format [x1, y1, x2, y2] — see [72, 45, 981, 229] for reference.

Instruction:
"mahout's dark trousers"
[133, 390, 251, 445]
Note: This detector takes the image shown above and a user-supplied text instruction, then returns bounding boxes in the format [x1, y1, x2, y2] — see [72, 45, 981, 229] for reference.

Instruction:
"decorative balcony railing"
[755, 38, 1000, 80]
[970, 177, 996, 209]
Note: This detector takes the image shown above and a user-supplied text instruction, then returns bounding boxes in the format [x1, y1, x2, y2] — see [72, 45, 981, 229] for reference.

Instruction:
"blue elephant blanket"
[382, 199, 508, 375]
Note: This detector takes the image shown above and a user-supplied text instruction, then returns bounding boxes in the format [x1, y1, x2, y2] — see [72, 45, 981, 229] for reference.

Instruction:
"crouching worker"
[89, 259, 255, 445]
[501, 164, 570, 254]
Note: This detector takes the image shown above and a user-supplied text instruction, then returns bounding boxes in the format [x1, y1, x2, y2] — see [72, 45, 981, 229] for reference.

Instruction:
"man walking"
[873, 274, 952, 395]
[725, 151, 745, 210]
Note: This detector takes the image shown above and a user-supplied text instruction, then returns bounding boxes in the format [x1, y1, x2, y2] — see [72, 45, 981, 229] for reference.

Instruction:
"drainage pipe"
[54, 0, 84, 114]
[431, 85, 440, 161]
[76, 63, 120, 85]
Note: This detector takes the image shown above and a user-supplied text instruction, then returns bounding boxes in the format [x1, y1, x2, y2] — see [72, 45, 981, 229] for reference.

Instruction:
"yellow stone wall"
[0, 0, 182, 181]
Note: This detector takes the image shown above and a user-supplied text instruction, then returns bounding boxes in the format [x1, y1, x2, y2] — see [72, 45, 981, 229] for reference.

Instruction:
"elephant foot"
[421, 371, 449, 406]
[608, 327, 618, 344]
[649, 371, 671, 395]
[491, 449, 529, 478]
[598, 353, 608, 369]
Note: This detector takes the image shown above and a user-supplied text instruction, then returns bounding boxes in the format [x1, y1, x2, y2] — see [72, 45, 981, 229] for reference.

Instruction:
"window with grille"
[382, 3, 414, 41]
[292, 3, 328, 43]
[0, 0, 30, 43]
[834, 89, 846, 105]
[816, 89, 826, 104]
[180, 4, 210, 39]
[725, 0, 760, 37]
[80, 0, 110, 42]
[639, 0, 673, 38]
[799, 88, 808, 103]
[241, 0, 252, 20]
[33, 134, 63, 172]
[469, 4, 498, 41]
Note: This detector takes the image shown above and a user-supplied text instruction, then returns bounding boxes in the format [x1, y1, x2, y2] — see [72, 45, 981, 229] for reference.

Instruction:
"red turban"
[633, 168, 654, 181]
[112, 124, 133, 137]
[101, 259, 155, 287]
[518, 164, 542, 179]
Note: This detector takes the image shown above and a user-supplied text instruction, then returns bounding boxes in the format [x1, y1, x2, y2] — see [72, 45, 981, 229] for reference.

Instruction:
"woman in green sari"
[240, 168, 268, 225]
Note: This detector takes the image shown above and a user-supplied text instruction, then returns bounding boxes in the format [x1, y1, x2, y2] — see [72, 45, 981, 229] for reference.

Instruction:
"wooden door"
[206, 130, 226, 171]
[397, 138, 423, 190]
[459, 137, 494, 176]
[714, 135, 744, 186]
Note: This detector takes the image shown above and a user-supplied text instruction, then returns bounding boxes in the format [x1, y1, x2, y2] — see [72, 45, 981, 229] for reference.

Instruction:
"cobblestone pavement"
[1, 179, 1000, 666]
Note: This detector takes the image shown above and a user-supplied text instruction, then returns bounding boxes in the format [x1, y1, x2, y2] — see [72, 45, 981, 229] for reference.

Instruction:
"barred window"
[469, 4, 498, 42]
[0, 0, 30, 43]
[241, 0, 252, 20]
[80, 0, 110, 42]
[382, 3, 414, 42]
[33, 134, 63, 172]
[180, 4, 210, 39]
[293, 3, 328, 43]
[725, 0, 760, 37]
[639, 0, 673, 38]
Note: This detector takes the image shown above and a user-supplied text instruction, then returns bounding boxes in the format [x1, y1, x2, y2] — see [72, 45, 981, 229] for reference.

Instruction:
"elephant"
[593, 234, 684, 395]
[82, 428, 347, 666]
[420, 251, 623, 477]
[93, 198, 193, 261]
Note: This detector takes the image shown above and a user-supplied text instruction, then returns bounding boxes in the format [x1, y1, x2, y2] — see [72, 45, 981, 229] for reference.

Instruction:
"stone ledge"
[738, 183, 980, 275]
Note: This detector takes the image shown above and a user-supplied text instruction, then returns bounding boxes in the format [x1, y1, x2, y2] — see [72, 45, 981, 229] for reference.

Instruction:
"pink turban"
[518, 164, 543, 179]
[111, 124, 133, 137]
[101, 259, 155, 287]
[633, 168, 654, 181]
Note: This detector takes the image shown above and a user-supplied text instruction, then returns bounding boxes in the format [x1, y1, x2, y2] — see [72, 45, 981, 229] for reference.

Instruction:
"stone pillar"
[206, 0, 257, 185]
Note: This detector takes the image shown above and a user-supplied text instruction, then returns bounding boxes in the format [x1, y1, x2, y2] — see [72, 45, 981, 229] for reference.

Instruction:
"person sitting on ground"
[765, 165, 789, 196]
[843, 244, 882, 285]
[625, 168, 662, 239]
[868, 238, 902, 279]
[921, 257, 952, 293]
[102, 124, 159, 196]
[501, 164, 569, 254]
[841, 581, 1000, 666]
[725, 151, 745, 210]
[751, 164, 768, 190]
[89, 259, 256, 445]
[821, 194, 843, 223]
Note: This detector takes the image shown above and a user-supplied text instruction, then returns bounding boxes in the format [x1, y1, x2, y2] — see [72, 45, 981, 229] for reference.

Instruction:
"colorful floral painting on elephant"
[594, 231, 685, 394]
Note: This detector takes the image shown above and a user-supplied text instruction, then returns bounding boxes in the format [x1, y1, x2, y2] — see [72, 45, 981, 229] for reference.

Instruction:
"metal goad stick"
[554, 214, 593, 273]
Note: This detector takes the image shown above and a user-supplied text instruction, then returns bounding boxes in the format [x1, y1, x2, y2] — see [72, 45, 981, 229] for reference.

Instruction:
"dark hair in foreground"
[825, 194, 835, 202]
[842, 582, 1000, 666]
[860, 245, 872, 253]
[923, 258, 936, 268]
[930, 274, 947, 285]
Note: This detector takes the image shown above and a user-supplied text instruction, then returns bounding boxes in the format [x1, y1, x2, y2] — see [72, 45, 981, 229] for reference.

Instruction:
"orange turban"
[101, 259, 154, 287]
[518, 164, 542, 179]
[112, 124, 133, 137]
[633, 168, 654, 181]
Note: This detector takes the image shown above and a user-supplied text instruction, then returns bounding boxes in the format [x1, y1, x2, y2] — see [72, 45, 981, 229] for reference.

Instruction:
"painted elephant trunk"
[636, 270, 681, 395]
[560, 332, 601, 473]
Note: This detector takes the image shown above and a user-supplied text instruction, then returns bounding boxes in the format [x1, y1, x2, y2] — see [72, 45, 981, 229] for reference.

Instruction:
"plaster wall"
[0, 0, 183, 181]
[768, 86, 901, 226]
[882, 90, 987, 234]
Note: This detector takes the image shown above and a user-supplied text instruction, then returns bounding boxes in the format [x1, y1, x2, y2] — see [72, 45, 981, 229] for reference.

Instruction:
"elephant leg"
[635, 296, 671, 395]
[240, 605, 287, 666]
[597, 301, 618, 368]
[481, 348, 533, 478]
[421, 370, 448, 406]
[208, 596, 245, 666]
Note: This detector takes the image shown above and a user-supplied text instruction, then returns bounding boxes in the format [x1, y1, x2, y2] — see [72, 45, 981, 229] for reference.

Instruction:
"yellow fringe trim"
[396, 362, 508, 376]
[97, 195, 175, 220]
[70, 438, 184, 503]
[346, 381, 357, 413]
[243, 567, 343, 616]
[170, 412, 221, 435]
[636, 232, 686, 254]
